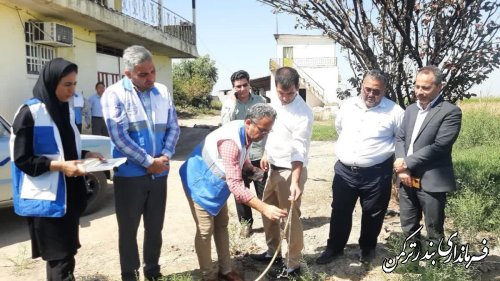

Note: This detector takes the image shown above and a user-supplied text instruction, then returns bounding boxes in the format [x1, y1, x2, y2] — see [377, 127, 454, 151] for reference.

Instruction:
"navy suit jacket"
[395, 96, 462, 192]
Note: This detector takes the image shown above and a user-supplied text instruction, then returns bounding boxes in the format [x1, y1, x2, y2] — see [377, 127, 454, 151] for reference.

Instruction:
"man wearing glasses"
[316, 70, 404, 265]
[180, 104, 287, 281]
[220, 70, 268, 238]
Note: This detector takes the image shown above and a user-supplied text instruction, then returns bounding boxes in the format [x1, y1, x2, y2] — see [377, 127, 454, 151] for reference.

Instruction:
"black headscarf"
[33, 58, 79, 161]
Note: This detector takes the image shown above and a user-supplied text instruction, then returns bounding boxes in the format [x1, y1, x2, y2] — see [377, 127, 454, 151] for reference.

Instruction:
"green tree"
[258, 0, 500, 107]
[173, 55, 218, 108]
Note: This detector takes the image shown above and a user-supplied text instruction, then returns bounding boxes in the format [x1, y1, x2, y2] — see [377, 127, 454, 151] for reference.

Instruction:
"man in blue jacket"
[102, 45, 180, 281]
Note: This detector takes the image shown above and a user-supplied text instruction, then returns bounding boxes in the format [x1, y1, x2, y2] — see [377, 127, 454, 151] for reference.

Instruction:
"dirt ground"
[0, 115, 498, 281]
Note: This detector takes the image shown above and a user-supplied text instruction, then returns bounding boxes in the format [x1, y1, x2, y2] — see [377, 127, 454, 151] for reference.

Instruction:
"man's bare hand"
[398, 170, 412, 187]
[289, 182, 302, 201]
[394, 158, 406, 172]
[146, 156, 169, 174]
[260, 154, 269, 171]
[262, 204, 287, 221]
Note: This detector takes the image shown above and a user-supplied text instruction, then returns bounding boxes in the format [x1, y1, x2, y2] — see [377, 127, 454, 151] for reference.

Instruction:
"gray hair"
[363, 69, 388, 88]
[246, 103, 277, 123]
[275, 67, 300, 89]
[123, 45, 153, 71]
[417, 66, 443, 85]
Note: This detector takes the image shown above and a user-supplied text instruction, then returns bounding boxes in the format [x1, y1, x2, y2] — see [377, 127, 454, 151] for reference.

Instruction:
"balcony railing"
[269, 58, 327, 103]
[89, 0, 196, 45]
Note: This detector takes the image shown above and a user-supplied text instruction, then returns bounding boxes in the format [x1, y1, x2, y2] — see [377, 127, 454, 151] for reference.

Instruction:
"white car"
[0, 114, 112, 215]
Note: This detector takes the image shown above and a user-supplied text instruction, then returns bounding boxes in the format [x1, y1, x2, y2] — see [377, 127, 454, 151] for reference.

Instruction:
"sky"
[168, 0, 499, 97]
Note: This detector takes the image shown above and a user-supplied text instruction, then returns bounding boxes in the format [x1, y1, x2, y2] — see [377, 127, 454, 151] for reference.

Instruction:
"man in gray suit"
[394, 66, 462, 243]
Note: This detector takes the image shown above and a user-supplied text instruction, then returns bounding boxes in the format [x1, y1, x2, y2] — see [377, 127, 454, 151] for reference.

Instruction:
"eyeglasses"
[252, 121, 271, 134]
[363, 86, 383, 96]
[234, 83, 249, 89]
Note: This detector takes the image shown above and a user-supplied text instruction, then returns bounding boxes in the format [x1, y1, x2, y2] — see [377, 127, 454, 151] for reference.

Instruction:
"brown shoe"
[218, 270, 244, 281]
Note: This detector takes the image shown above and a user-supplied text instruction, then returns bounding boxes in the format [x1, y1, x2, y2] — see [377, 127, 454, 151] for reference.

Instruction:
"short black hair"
[95, 81, 105, 89]
[275, 67, 299, 89]
[230, 70, 250, 86]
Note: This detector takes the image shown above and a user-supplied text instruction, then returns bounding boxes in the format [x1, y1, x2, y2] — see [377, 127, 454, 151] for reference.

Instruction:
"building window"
[283, 47, 294, 67]
[25, 22, 55, 74]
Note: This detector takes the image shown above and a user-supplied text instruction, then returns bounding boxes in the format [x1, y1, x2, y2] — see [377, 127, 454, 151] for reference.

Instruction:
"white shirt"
[407, 94, 441, 155]
[335, 96, 404, 167]
[265, 95, 313, 168]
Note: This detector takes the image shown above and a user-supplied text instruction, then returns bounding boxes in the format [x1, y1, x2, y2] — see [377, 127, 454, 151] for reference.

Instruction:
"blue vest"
[10, 98, 81, 217]
[109, 78, 172, 177]
[180, 121, 247, 216]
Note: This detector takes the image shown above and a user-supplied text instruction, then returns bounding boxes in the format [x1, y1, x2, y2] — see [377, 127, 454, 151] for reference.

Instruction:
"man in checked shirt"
[180, 104, 287, 281]
[102, 45, 180, 281]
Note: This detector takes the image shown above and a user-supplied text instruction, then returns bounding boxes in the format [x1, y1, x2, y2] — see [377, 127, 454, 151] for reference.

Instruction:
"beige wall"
[0, 5, 36, 121]
[0, 4, 175, 120]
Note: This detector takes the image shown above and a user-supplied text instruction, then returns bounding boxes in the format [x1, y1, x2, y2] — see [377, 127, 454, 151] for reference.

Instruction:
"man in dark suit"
[394, 66, 462, 244]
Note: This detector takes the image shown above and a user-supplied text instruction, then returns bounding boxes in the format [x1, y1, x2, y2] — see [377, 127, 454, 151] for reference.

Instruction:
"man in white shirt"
[250, 67, 313, 279]
[71, 92, 87, 133]
[316, 70, 404, 265]
[87, 81, 108, 136]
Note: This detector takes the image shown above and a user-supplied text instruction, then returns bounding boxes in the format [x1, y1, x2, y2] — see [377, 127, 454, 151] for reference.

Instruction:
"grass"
[447, 100, 500, 240]
[227, 221, 256, 256]
[311, 121, 337, 141]
[176, 105, 220, 119]
[5, 244, 35, 274]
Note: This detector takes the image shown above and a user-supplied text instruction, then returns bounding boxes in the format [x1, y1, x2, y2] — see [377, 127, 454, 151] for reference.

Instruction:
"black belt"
[92, 116, 104, 119]
[340, 157, 392, 173]
[270, 164, 290, 171]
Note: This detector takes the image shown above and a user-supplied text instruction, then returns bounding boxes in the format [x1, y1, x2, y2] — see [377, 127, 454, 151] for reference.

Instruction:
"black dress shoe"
[315, 248, 344, 265]
[359, 249, 376, 264]
[249, 251, 282, 263]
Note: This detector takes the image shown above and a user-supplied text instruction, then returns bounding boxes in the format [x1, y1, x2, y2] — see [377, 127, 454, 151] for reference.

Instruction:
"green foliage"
[454, 105, 500, 149]
[163, 272, 193, 281]
[311, 121, 337, 141]
[400, 262, 479, 281]
[173, 55, 218, 108]
[448, 103, 500, 237]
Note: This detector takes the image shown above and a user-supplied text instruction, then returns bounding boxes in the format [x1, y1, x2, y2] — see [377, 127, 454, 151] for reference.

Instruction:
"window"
[283, 47, 293, 67]
[25, 22, 55, 74]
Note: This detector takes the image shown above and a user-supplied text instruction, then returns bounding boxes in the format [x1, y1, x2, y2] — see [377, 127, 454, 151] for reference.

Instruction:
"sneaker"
[249, 251, 282, 264]
[267, 266, 301, 280]
[359, 248, 376, 264]
[315, 248, 344, 265]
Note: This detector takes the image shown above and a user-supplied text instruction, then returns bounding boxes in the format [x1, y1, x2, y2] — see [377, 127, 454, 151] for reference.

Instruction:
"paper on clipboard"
[79, 157, 127, 173]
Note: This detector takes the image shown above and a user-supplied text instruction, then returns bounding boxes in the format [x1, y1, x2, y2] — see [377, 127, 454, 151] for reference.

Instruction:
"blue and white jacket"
[10, 98, 81, 217]
[102, 78, 180, 177]
[180, 120, 247, 216]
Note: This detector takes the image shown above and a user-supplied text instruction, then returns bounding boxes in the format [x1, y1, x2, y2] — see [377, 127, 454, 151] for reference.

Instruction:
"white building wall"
[97, 53, 121, 74]
[274, 35, 339, 105]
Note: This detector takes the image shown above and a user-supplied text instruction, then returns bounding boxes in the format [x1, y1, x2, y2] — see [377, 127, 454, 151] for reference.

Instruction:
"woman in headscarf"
[10, 58, 103, 281]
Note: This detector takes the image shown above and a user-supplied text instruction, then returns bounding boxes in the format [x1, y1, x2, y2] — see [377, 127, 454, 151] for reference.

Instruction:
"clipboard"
[79, 157, 127, 173]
